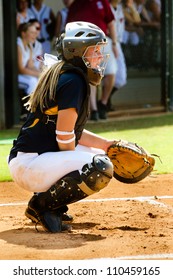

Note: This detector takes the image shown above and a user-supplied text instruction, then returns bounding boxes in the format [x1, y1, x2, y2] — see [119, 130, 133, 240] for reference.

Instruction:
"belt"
[40, 114, 57, 124]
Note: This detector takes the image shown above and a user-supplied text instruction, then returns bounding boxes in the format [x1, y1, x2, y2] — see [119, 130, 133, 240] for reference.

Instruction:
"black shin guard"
[27, 154, 113, 232]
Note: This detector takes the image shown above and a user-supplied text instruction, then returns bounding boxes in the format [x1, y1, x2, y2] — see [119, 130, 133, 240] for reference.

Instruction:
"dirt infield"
[0, 174, 173, 260]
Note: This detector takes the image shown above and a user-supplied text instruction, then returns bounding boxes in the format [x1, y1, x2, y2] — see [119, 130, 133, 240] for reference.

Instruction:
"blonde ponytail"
[25, 60, 65, 112]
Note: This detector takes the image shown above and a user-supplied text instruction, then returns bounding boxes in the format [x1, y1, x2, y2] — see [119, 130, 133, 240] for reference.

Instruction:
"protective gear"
[25, 204, 73, 223]
[55, 21, 109, 86]
[80, 154, 113, 194]
[107, 140, 155, 184]
[82, 44, 109, 85]
[25, 196, 70, 233]
[26, 154, 113, 232]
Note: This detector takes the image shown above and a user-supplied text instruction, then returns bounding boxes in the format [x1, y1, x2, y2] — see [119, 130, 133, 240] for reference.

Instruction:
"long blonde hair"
[25, 60, 65, 112]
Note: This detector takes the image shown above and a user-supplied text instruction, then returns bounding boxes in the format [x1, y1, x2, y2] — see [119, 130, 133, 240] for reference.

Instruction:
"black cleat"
[25, 206, 71, 233]
[25, 207, 73, 223]
[90, 110, 99, 121]
[97, 100, 107, 119]
[25, 195, 72, 233]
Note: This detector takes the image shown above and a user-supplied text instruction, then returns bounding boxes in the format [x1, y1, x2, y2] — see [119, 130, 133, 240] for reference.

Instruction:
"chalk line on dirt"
[92, 253, 173, 260]
[114, 253, 173, 259]
[1, 195, 173, 207]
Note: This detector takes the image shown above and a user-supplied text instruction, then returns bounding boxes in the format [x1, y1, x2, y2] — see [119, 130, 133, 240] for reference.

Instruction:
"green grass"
[0, 113, 173, 181]
[0, 145, 12, 181]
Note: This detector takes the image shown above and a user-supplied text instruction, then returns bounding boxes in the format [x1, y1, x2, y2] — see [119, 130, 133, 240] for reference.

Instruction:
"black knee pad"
[80, 154, 113, 194]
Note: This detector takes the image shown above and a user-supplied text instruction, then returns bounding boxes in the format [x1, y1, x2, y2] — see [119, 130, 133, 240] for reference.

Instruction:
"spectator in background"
[121, 0, 141, 66]
[133, 0, 160, 29]
[145, 0, 161, 22]
[108, 0, 127, 111]
[17, 22, 40, 95]
[17, 22, 40, 121]
[28, 18, 44, 70]
[67, 0, 118, 120]
[17, 22, 40, 94]
[16, 0, 34, 28]
[29, 0, 56, 54]
[145, 0, 161, 68]
[132, 0, 161, 69]
[122, 0, 141, 44]
[55, 0, 74, 38]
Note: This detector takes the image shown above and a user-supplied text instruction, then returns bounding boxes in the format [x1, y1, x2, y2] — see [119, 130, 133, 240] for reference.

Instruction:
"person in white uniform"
[28, 18, 44, 70]
[106, 0, 127, 111]
[17, 22, 40, 95]
[16, 0, 35, 27]
[110, 0, 127, 90]
[29, 0, 56, 54]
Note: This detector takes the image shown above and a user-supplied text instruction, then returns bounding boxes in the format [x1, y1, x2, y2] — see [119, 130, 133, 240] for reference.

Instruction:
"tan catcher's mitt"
[107, 140, 155, 184]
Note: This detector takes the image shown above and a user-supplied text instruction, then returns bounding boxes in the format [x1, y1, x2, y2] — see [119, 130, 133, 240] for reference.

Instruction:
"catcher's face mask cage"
[82, 43, 109, 85]
[56, 21, 109, 84]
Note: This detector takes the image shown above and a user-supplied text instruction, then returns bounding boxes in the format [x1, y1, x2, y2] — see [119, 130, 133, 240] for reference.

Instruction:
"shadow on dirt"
[0, 222, 106, 251]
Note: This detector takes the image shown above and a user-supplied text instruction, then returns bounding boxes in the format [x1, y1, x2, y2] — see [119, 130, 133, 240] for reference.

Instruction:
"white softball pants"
[8, 145, 105, 193]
